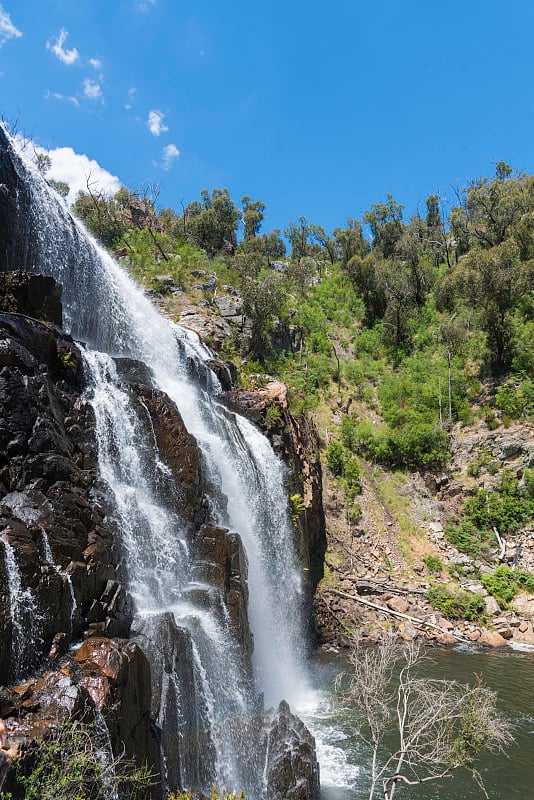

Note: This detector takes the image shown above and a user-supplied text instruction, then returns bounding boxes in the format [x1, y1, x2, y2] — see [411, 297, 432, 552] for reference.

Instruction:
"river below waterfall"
[300, 646, 534, 800]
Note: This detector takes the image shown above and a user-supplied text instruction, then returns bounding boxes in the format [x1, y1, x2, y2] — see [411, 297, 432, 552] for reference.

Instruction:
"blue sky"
[1, 0, 534, 235]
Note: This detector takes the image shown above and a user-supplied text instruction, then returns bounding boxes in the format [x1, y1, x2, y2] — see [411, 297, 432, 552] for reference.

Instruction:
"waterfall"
[2, 129, 311, 795]
[1, 535, 40, 680]
[40, 528, 77, 633]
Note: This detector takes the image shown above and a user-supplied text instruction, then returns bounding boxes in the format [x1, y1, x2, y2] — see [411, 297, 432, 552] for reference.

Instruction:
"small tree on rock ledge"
[339, 637, 513, 800]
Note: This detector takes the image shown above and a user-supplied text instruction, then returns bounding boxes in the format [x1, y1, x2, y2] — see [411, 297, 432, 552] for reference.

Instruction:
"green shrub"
[481, 566, 516, 609]
[424, 554, 443, 573]
[5, 720, 154, 800]
[444, 520, 495, 559]
[495, 379, 534, 419]
[427, 585, 485, 621]
[326, 439, 345, 476]
[348, 502, 363, 524]
[482, 566, 534, 608]
[264, 403, 282, 430]
[344, 456, 361, 489]
[349, 418, 449, 470]
[463, 473, 534, 534]
[467, 450, 491, 478]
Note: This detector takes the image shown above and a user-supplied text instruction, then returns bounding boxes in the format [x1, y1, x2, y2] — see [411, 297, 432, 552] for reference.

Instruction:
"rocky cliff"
[0, 272, 321, 799]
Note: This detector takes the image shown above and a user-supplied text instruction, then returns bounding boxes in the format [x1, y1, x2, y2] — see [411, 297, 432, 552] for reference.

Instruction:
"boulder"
[386, 597, 410, 614]
[265, 700, 320, 800]
[511, 593, 534, 619]
[478, 630, 507, 647]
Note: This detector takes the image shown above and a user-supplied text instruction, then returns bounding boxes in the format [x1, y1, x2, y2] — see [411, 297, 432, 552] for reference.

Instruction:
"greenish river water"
[300, 645, 534, 800]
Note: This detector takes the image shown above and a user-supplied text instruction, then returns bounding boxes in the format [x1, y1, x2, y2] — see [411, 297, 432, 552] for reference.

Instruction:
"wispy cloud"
[136, 0, 157, 11]
[45, 89, 80, 107]
[46, 28, 79, 65]
[83, 78, 102, 100]
[162, 143, 180, 169]
[125, 87, 136, 110]
[89, 57, 102, 69]
[147, 109, 168, 136]
[0, 5, 22, 47]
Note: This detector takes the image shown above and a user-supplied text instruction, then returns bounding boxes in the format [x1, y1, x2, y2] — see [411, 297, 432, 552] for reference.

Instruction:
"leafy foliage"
[5, 720, 153, 800]
[427, 585, 486, 620]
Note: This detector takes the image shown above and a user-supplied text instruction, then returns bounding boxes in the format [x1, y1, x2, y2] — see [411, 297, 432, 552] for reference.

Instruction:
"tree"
[395, 221, 429, 307]
[340, 637, 513, 800]
[284, 216, 314, 262]
[363, 194, 404, 258]
[48, 179, 70, 198]
[184, 188, 241, 256]
[241, 272, 286, 361]
[345, 253, 387, 324]
[438, 240, 534, 370]
[242, 196, 266, 239]
[334, 218, 369, 267]
[34, 151, 52, 175]
[73, 182, 128, 249]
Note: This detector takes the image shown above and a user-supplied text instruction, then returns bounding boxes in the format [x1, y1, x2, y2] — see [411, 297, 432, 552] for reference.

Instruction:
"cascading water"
[40, 528, 77, 633]
[1, 535, 40, 681]
[1, 131, 313, 795]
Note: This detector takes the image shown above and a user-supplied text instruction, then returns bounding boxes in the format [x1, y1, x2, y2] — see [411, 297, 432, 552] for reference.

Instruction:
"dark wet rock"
[75, 637, 157, 769]
[193, 524, 253, 670]
[206, 358, 234, 391]
[0, 272, 62, 326]
[127, 383, 208, 529]
[0, 281, 126, 683]
[133, 612, 216, 794]
[265, 700, 320, 800]
[114, 356, 155, 387]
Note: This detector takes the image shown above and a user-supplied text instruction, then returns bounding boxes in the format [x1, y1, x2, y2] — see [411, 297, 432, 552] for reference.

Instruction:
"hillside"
[68, 163, 534, 648]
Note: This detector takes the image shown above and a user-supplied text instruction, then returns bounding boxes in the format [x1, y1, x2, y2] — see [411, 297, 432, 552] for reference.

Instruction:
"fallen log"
[345, 578, 426, 597]
[326, 588, 469, 642]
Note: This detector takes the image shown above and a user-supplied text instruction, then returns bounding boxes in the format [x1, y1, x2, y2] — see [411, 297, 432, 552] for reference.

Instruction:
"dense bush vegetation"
[427, 585, 486, 621]
[69, 161, 534, 480]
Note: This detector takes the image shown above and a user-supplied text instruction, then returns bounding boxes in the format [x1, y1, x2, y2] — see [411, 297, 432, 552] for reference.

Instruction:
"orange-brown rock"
[479, 630, 507, 647]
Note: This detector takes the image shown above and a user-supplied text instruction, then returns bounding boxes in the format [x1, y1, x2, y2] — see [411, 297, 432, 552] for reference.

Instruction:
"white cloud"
[162, 143, 180, 169]
[147, 109, 168, 136]
[89, 57, 102, 69]
[35, 145, 122, 205]
[0, 5, 22, 47]
[46, 28, 79, 65]
[45, 89, 79, 107]
[125, 86, 136, 110]
[83, 78, 102, 100]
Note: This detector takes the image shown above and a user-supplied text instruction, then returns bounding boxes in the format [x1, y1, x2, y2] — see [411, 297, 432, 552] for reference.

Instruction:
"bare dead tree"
[338, 636, 513, 800]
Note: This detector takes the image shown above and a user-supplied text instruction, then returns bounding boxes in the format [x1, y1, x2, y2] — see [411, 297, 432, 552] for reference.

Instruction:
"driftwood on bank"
[326, 588, 469, 642]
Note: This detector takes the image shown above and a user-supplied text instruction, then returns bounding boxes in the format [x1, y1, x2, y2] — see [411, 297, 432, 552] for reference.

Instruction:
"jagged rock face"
[193, 524, 253, 670]
[74, 637, 157, 768]
[133, 612, 217, 794]
[265, 700, 320, 800]
[0, 130, 34, 272]
[0, 637, 157, 799]
[0, 272, 63, 326]
[0, 297, 128, 683]
[128, 381, 208, 529]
